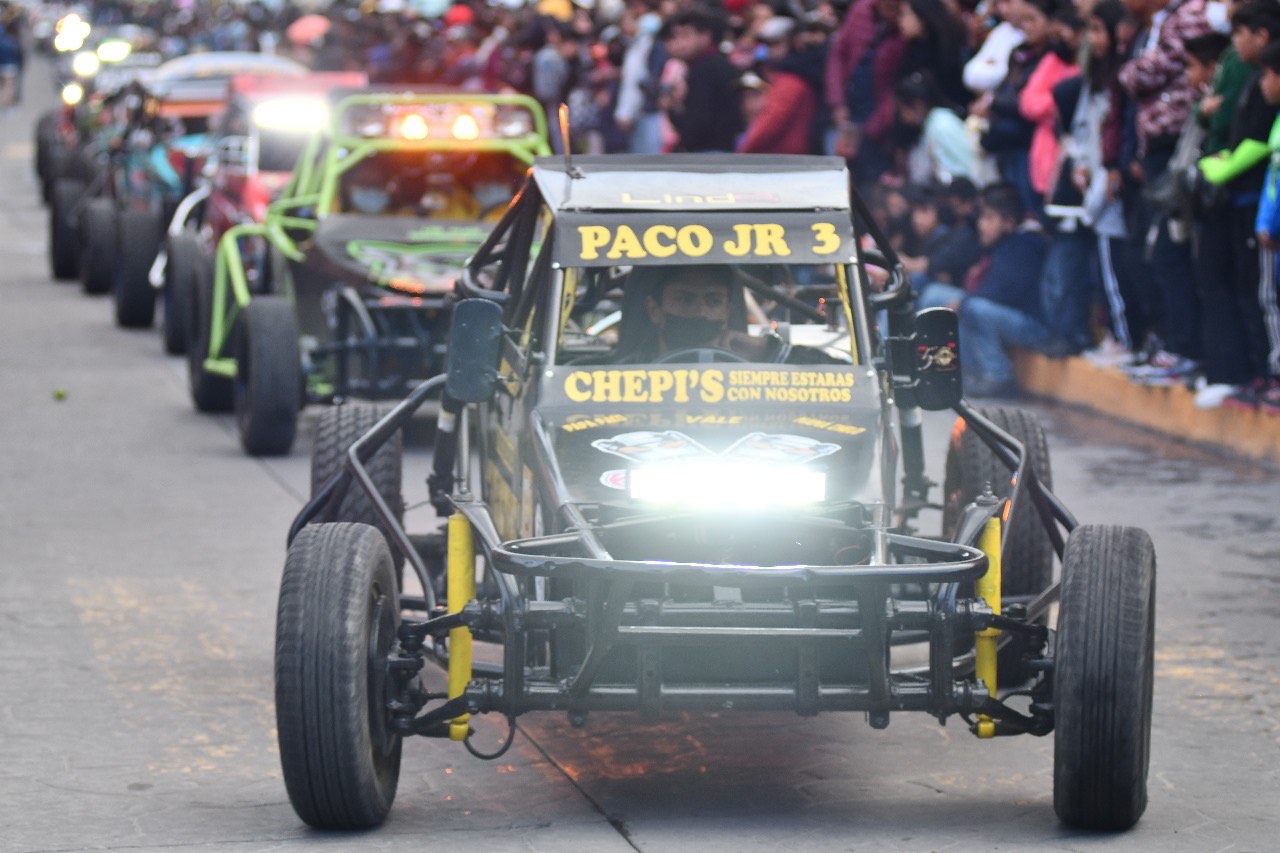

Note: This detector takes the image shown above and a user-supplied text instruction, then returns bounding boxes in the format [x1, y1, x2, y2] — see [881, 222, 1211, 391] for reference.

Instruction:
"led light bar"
[252, 97, 330, 132]
[341, 101, 538, 142]
[628, 462, 826, 509]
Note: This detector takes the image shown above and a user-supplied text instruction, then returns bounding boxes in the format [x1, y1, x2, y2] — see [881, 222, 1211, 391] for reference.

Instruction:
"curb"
[1012, 350, 1280, 466]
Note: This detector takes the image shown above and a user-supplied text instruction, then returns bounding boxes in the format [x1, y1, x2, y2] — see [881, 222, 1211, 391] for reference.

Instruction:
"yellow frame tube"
[447, 513, 475, 741]
[974, 515, 1002, 738]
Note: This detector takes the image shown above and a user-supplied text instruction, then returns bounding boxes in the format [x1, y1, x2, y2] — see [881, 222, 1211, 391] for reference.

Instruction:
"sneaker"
[1082, 336, 1137, 368]
[1221, 377, 1268, 412]
[1257, 378, 1280, 415]
[1194, 380, 1241, 410]
[1125, 350, 1199, 386]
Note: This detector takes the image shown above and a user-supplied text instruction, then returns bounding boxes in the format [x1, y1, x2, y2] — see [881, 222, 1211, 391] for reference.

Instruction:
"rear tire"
[312, 402, 405, 575]
[49, 179, 84, 281]
[80, 199, 118, 295]
[40, 145, 68, 206]
[163, 233, 201, 355]
[113, 209, 160, 328]
[275, 523, 402, 830]
[234, 296, 302, 455]
[34, 111, 58, 181]
[1053, 524, 1156, 831]
[186, 258, 234, 413]
[943, 407, 1054, 596]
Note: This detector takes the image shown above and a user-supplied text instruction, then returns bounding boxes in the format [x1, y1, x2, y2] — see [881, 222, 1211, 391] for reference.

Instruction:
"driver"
[342, 155, 393, 215]
[643, 264, 776, 360]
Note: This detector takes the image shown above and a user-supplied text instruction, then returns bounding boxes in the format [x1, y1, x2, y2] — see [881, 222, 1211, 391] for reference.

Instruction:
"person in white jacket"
[614, 11, 665, 154]
[963, 0, 1028, 94]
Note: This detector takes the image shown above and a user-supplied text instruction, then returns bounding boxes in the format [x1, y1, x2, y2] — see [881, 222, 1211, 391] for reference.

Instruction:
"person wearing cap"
[737, 18, 828, 154]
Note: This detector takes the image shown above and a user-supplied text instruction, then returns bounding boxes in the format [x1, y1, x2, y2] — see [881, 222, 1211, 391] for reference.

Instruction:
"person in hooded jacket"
[737, 18, 829, 153]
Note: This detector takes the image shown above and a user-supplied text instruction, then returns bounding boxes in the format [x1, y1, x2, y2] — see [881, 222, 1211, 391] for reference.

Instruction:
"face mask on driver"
[661, 314, 725, 352]
[350, 186, 390, 214]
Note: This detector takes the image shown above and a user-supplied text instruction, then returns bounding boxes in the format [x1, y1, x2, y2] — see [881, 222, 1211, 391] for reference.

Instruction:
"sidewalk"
[1012, 351, 1280, 466]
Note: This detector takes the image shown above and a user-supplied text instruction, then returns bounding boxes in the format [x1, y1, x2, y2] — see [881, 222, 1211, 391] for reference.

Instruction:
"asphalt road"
[2, 60, 1279, 853]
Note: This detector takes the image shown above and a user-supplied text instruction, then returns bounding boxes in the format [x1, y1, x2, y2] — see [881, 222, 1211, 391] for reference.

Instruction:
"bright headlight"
[54, 16, 91, 51]
[399, 113, 428, 140]
[71, 51, 100, 78]
[628, 462, 826, 509]
[96, 40, 132, 63]
[451, 114, 480, 140]
[61, 83, 85, 106]
[252, 97, 329, 132]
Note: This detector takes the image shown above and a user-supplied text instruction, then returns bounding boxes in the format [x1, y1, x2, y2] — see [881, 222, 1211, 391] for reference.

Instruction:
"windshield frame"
[543, 261, 870, 369]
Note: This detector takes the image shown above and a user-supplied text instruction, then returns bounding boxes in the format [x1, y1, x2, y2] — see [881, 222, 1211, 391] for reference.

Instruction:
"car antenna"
[558, 103, 583, 180]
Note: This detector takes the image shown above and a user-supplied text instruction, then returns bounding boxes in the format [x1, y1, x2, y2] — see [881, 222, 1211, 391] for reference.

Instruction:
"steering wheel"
[654, 347, 749, 364]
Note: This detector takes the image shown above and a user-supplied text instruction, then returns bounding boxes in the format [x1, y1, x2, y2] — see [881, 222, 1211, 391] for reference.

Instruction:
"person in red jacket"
[738, 19, 829, 154]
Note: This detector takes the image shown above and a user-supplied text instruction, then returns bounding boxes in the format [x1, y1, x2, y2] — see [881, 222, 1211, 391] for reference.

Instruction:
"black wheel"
[48, 178, 84, 281]
[312, 402, 405, 575]
[943, 407, 1054, 596]
[80, 198, 118, 295]
[275, 523, 402, 830]
[234, 296, 302, 455]
[162, 233, 200, 355]
[1053, 524, 1156, 831]
[40, 145, 68, 206]
[186, 257, 234, 413]
[34, 111, 58, 180]
[113, 209, 160, 328]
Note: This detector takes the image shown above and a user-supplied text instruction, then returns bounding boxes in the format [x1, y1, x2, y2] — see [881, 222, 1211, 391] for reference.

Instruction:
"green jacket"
[1198, 48, 1251, 155]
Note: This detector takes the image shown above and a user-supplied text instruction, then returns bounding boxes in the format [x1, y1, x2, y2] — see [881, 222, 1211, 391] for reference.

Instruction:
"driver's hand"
[718, 330, 773, 360]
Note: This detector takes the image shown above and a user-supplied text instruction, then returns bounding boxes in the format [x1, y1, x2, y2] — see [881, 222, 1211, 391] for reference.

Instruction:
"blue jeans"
[959, 296, 1054, 384]
[916, 282, 967, 310]
[627, 112, 663, 155]
[1040, 227, 1096, 352]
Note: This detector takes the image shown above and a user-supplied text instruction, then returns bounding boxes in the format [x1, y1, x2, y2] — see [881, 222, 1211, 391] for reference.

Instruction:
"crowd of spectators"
[17, 0, 1280, 409]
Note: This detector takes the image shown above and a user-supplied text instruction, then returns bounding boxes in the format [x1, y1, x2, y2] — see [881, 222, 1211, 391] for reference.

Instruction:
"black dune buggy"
[276, 155, 1157, 832]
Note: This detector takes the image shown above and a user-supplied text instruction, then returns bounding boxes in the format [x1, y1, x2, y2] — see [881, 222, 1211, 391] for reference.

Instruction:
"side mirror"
[912, 307, 962, 410]
[446, 298, 504, 403]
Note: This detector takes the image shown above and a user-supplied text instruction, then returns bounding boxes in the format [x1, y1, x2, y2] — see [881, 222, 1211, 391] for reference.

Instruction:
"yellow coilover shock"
[974, 514, 1002, 738]
[447, 512, 475, 742]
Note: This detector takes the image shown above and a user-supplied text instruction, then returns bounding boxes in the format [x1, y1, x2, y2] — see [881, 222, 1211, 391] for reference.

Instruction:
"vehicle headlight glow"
[71, 51, 101, 78]
[54, 16, 91, 51]
[399, 113, 429, 140]
[451, 114, 480, 141]
[61, 83, 85, 106]
[628, 462, 826, 509]
[252, 97, 329, 132]
[96, 40, 132, 63]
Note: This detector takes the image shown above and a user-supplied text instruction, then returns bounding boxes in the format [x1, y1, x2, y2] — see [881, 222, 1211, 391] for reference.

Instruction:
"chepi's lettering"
[565, 369, 725, 404]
